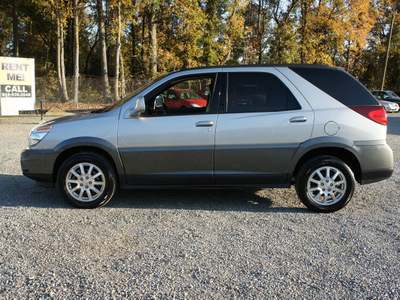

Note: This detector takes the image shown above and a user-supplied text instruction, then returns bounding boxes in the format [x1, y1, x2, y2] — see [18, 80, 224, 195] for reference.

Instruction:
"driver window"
[147, 76, 214, 116]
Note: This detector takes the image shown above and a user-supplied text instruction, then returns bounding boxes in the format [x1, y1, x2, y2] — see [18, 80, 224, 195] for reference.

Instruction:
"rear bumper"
[21, 149, 57, 184]
[353, 141, 394, 184]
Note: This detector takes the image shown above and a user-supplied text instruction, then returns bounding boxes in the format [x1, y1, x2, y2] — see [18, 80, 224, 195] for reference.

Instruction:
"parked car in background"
[371, 90, 400, 104]
[162, 88, 207, 109]
[377, 98, 400, 113]
[21, 64, 394, 213]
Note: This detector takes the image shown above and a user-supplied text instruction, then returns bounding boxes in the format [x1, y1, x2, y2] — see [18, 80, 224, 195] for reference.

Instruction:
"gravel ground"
[0, 113, 399, 299]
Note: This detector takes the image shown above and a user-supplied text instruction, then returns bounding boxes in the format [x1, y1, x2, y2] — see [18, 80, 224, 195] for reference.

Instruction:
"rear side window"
[290, 67, 378, 106]
[227, 72, 301, 113]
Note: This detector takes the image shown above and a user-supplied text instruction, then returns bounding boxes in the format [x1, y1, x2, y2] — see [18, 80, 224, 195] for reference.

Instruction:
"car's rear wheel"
[57, 152, 117, 208]
[295, 156, 355, 213]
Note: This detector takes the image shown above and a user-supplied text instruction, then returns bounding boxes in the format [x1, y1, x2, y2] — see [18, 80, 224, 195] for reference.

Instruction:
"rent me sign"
[0, 57, 35, 116]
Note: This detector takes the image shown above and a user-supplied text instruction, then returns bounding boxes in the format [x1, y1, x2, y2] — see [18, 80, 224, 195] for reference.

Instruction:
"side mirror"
[126, 96, 145, 118]
[154, 95, 164, 109]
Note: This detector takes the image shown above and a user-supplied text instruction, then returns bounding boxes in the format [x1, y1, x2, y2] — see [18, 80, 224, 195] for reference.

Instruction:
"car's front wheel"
[295, 156, 355, 213]
[57, 152, 117, 208]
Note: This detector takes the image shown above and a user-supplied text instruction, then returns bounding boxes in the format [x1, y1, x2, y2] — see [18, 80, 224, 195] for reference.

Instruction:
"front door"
[118, 73, 220, 185]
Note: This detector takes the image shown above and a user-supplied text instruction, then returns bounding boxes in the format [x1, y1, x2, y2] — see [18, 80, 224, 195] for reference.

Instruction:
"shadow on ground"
[0, 174, 309, 213]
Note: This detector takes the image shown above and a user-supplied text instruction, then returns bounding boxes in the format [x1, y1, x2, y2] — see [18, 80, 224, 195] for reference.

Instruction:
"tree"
[50, 0, 69, 102]
[143, 1, 161, 79]
[111, 0, 122, 101]
[97, 0, 111, 103]
[360, 0, 400, 90]
[266, 0, 298, 64]
[13, 0, 19, 57]
[72, 0, 80, 105]
[3, 0, 400, 102]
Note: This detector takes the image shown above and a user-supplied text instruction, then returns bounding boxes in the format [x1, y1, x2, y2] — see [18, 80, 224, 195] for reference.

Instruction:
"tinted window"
[290, 67, 378, 106]
[227, 73, 300, 113]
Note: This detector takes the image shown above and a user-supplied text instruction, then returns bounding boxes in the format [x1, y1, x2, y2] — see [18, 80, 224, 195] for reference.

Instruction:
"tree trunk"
[60, 21, 69, 102]
[257, 0, 262, 64]
[97, 0, 111, 103]
[56, 17, 62, 98]
[72, 0, 79, 106]
[140, 13, 145, 75]
[114, 0, 121, 101]
[12, 0, 19, 57]
[300, 0, 308, 64]
[56, 15, 68, 102]
[203, 0, 215, 65]
[131, 22, 137, 76]
[121, 55, 126, 98]
[148, 10, 157, 79]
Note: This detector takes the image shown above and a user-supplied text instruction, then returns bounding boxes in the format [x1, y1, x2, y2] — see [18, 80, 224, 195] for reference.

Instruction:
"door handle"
[195, 121, 214, 127]
[289, 116, 307, 123]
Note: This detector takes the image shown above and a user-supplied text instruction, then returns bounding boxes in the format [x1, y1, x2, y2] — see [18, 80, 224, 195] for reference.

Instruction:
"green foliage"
[0, 0, 12, 56]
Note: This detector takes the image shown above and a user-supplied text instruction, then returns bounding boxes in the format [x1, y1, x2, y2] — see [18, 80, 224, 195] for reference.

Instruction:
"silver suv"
[21, 65, 394, 212]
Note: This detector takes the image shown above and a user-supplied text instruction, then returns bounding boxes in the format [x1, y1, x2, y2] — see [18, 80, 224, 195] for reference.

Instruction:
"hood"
[380, 100, 398, 105]
[43, 112, 94, 126]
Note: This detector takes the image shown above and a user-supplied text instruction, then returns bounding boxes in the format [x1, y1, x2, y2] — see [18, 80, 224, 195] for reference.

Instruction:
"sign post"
[0, 57, 35, 116]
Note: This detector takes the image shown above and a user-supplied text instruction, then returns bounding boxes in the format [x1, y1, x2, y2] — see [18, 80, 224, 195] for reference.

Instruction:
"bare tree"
[120, 55, 126, 98]
[97, 0, 111, 103]
[56, 9, 69, 102]
[72, 0, 80, 106]
[148, 8, 157, 79]
[113, 0, 121, 101]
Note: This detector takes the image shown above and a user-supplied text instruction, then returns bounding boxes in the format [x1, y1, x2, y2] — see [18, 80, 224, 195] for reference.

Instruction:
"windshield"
[388, 91, 400, 99]
[103, 73, 171, 112]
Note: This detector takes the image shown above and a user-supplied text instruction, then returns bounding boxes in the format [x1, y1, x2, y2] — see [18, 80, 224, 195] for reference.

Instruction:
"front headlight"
[190, 103, 201, 108]
[29, 126, 52, 147]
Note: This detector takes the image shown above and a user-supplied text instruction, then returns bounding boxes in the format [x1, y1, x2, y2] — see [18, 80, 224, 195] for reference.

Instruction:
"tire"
[57, 152, 117, 208]
[295, 156, 355, 213]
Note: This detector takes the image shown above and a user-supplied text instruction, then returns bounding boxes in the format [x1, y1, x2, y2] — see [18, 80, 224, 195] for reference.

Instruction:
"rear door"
[214, 68, 314, 185]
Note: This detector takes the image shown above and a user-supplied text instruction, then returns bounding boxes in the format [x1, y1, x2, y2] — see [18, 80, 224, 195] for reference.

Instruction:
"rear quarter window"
[290, 67, 379, 107]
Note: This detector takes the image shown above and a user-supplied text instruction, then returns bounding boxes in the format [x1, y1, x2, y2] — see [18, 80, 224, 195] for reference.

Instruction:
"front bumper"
[20, 149, 58, 184]
[385, 107, 399, 113]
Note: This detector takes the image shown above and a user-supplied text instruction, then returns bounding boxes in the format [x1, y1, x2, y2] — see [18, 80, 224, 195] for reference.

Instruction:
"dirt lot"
[0, 113, 399, 299]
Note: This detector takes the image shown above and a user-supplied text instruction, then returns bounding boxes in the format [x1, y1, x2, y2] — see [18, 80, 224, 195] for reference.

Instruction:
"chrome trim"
[195, 121, 214, 127]
[289, 116, 307, 123]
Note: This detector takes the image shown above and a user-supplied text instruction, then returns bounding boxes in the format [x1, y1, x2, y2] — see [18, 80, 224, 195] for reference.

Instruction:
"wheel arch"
[52, 138, 125, 185]
[292, 146, 361, 184]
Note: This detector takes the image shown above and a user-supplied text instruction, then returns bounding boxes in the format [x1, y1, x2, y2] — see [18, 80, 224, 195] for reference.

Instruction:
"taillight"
[350, 106, 387, 126]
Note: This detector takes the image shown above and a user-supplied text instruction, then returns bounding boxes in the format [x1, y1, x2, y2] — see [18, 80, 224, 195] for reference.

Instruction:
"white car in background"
[378, 99, 400, 113]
